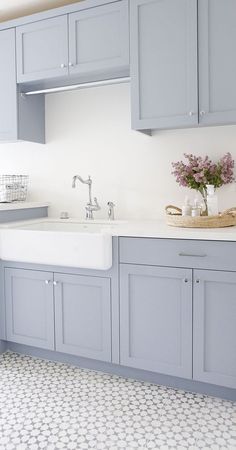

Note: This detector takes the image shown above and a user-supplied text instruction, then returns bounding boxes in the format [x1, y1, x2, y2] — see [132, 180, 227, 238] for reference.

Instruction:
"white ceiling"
[0, 0, 81, 22]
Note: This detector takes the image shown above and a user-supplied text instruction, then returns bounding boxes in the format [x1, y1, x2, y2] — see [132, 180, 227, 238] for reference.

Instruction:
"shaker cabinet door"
[193, 270, 236, 389]
[0, 29, 18, 141]
[5, 268, 54, 350]
[130, 0, 198, 131]
[68, 1, 129, 79]
[120, 264, 193, 378]
[198, 0, 236, 126]
[54, 273, 112, 362]
[16, 15, 69, 83]
[0, 28, 45, 143]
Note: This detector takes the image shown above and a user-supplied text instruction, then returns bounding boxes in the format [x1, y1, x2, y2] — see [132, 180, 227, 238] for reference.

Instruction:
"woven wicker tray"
[166, 206, 236, 228]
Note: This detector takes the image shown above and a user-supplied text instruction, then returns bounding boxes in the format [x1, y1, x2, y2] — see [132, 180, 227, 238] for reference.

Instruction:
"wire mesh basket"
[0, 175, 29, 203]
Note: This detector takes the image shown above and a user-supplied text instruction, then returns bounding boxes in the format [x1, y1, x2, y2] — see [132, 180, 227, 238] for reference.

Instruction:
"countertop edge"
[0, 202, 50, 211]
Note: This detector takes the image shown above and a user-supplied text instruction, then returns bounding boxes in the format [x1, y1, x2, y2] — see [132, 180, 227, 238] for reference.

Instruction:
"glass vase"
[198, 187, 208, 216]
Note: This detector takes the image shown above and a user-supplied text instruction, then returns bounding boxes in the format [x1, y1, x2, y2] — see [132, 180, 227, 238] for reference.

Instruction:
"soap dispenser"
[206, 185, 219, 216]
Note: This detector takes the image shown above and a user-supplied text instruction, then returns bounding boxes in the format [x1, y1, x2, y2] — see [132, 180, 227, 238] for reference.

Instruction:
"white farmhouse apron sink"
[0, 219, 117, 270]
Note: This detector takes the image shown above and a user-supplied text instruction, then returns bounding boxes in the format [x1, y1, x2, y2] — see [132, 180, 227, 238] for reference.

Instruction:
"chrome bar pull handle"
[179, 252, 207, 258]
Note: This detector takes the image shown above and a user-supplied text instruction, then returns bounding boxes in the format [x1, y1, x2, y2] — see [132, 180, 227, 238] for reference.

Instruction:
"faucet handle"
[94, 197, 101, 209]
[107, 201, 115, 220]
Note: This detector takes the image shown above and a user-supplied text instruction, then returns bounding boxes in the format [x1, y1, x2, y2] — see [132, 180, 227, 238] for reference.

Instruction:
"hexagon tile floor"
[0, 352, 235, 450]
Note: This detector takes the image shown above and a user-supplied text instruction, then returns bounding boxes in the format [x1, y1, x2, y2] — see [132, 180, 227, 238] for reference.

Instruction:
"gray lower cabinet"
[16, 15, 69, 83]
[69, 0, 129, 79]
[120, 264, 193, 379]
[4, 268, 112, 361]
[0, 28, 45, 143]
[54, 273, 112, 362]
[130, 0, 198, 131]
[5, 268, 54, 350]
[193, 270, 236, 389]
[198, 0, 236, 126]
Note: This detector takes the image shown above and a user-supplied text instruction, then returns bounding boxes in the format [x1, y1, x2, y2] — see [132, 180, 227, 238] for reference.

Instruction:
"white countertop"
[1, 217, 236, 241]
[0, 202, 50, 211]
[103, 219, 236, 241]
[109, 219, 236, 241]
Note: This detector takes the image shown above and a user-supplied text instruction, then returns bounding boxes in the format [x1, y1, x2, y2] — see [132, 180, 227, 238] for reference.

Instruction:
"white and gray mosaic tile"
[0, 352, 235, 450]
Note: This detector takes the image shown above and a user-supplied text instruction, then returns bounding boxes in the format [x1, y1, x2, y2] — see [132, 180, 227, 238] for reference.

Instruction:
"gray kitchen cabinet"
[198, 0, 236, 126]
[69, 0, 129, 79]
[130, 0, 198, 132]
[130, 0, 236, 132]
[120, 264, 193, 379]
[0, 28, 45, 143]
[16, 15, 69, 83]
[193, 270, 236, 389]
[0, 29, 18, 141]
[16, 1, 129, 86]
[5, 268, 54, 350]
[119, 237, 236, 272]
[54, 273, 112, 362]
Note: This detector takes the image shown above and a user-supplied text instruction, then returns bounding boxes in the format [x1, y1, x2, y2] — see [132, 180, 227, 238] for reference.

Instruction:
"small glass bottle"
[191, 198, 201, 217]
[206, 185, 219, 216]
[182, 196, 192, 216]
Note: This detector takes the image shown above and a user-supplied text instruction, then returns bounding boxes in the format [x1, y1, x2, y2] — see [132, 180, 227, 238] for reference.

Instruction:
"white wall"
[0, 83, 236, 220]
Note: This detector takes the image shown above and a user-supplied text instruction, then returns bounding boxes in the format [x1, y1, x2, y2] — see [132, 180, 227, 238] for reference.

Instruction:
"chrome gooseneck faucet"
[72, 175, 101, 220]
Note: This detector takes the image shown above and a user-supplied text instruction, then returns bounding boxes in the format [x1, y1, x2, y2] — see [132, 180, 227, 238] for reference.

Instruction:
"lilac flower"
[172, 153, 235, 192]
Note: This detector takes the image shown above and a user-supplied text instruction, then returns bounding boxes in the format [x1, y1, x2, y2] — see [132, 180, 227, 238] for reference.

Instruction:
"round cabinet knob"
[196, 279, 200, 284]
[45, 280, 50, 285]
[53, 281, 59, 286]
[200, 111, 206, 116]
[189, 111, 194, 117]
[183, 278, 188, 283]
[60, 63, 66, 69]
[69, 62, 74, 67]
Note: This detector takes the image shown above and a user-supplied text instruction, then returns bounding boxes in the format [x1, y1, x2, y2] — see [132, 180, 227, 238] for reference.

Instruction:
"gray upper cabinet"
[120, 264, 193, 379]
[198, 0, 236, 126]
[2, 0, 236, 136]
[0, 28, 45, 143]
[0, 29, 18, 141]
[69, 1, 129, 79]
[193, 270, 236, 389]
[130, 0, 198, 131]
[16, 1, 129, 86]
[54, 273, 112, 362]
[16, 15, 69, 83]
[5, 268, 54, 350]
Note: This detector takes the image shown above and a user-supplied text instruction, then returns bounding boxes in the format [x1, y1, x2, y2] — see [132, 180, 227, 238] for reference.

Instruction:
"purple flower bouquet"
[172, 153, 235, 215]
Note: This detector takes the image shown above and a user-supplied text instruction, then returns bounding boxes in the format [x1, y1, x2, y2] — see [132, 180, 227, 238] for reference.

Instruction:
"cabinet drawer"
[119, 237, 236, 271]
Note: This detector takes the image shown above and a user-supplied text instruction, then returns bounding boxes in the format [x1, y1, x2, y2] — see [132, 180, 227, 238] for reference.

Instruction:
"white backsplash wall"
[0, 83, 236, 219]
